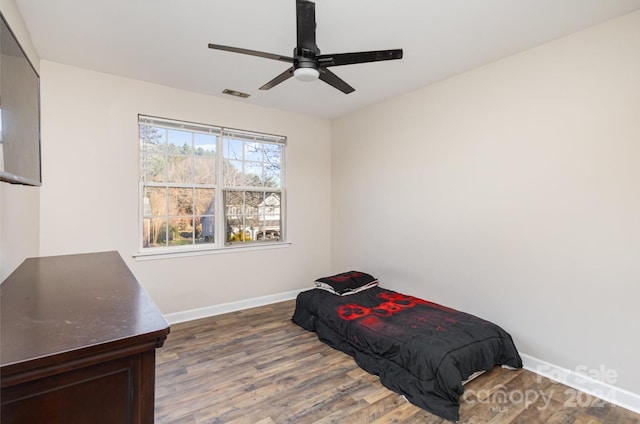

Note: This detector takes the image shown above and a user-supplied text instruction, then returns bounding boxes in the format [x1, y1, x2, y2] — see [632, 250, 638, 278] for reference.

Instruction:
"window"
[138, 115, 285, 253]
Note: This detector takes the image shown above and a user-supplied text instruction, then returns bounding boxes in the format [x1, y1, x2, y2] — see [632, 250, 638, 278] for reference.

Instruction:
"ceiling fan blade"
[208, 44, 294, 63]
[296, 0, 317, 52]
[318, 49, 403, 67]
[259, 67, 295, 90]
[318, 68, 355, 94]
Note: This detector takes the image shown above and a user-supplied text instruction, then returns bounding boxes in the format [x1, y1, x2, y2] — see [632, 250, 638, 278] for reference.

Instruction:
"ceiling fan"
[208, 0, 403, 94]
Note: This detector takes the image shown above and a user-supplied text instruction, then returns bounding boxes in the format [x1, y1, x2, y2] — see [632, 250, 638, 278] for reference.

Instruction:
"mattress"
[292, 286, 522, 421]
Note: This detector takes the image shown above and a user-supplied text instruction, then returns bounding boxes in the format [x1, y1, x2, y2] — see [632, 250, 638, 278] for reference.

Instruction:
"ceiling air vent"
[222, 89, 250, 98]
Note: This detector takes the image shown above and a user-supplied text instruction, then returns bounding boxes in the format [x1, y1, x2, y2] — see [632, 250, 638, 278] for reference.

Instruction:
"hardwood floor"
[155, 300, 639, 424]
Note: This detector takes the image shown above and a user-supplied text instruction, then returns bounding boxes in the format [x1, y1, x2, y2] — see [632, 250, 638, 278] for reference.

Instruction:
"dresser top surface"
[1, 251, 169, 368]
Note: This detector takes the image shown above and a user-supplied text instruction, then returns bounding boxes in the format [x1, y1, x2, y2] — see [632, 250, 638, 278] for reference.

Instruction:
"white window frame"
[136, 115, 287, 258]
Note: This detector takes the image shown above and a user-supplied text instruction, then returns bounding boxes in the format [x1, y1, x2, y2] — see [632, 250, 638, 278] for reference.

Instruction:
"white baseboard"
[521, 353, 640, 414]
[163, 288, 304, 325]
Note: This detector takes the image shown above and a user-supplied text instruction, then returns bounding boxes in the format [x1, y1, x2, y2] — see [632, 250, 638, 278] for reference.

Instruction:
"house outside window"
[138, 115, 285, 253]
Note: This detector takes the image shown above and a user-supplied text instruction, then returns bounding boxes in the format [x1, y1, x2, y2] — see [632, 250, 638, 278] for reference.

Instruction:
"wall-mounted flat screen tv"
[0, 12, 41, 186]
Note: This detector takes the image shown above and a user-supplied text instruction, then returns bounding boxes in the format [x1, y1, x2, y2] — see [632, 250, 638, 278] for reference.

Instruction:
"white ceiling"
[14, 0, 640, 119]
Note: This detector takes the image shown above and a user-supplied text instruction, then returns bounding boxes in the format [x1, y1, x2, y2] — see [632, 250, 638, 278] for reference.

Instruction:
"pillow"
[314, 271, 378, 296]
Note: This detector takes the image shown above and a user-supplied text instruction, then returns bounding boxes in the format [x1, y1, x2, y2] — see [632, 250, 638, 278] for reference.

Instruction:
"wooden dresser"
[0, 251, 170, 424]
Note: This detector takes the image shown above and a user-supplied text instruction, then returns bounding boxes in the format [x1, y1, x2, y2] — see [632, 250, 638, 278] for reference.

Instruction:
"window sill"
[133, 242, 292, 261]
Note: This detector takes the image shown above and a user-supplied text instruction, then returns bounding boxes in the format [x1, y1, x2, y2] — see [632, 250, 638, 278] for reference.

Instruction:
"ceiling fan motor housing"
[294, 46, 318, 70]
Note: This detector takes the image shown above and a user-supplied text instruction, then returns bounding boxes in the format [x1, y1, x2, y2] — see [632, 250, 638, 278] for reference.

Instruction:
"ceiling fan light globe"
[294, 67, 320, 82]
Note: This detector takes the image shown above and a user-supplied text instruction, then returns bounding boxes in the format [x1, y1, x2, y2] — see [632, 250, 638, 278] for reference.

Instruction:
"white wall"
[38, 61, 332, 313]
[0, 0, 40, 280]
[332, 11, 640, 395]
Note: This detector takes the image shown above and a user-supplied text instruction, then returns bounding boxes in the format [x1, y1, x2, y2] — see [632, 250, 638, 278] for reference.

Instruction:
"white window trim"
[133, 241, 292, 261]
[135, 115, 287, 258]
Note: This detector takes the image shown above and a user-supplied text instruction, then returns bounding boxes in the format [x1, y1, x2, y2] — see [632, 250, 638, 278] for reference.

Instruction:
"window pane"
[167, 155, 193, 184]
[222, 137, 283, 189]
[264, 164, 281, 188]
[142, 153, 166, 182]
[168, 187, 193, 216]
[245, 192, 262, 233]
[223, 138, 243, 160]
[168, 217, 194, 246]
[225, 190, 243, 215]
[193, 155, 215, 184]
[264, 144, 282, 188]
[144, 186, 167, 216]
[147, 218, 167, 247]
[194, 133, 217, 154]
[263, 143, 282, 164]
[224, 190, 281, 244]
[244, 142, 263, 161]
[224, 160, 245, 186]
[140, 125, 166, 155]
[258, 193, 281, 241]
[225, 191, 245, 242]
[198, 215, 215, 244]
[194, 188, 215, 215]
[194, 133, 216, 184]
[168, 129, 192, 154]
[244, 162, 264, 187]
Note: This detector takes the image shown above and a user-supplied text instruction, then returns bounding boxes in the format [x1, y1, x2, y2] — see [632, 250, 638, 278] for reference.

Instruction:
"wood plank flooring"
[155, 300, 639, 424]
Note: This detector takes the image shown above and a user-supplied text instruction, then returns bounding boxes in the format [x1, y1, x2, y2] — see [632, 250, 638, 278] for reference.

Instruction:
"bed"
[291, 271, 522, 421]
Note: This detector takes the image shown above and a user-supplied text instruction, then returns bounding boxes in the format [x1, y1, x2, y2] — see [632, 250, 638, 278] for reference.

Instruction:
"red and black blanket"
[292, 286, 522, 421]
